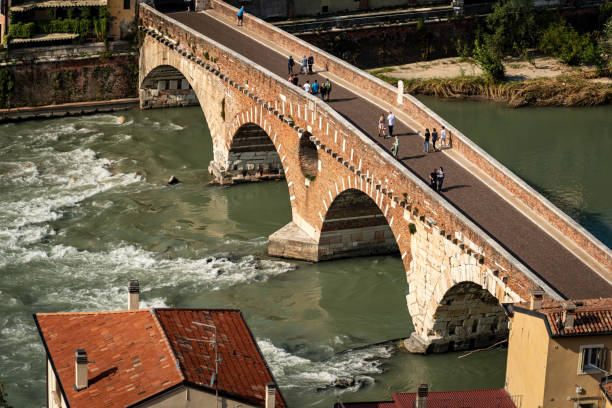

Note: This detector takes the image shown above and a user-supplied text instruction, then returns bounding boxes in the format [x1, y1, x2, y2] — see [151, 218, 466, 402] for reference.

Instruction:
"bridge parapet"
[139, 4, 573, 351]
[209, 0, 612, 275]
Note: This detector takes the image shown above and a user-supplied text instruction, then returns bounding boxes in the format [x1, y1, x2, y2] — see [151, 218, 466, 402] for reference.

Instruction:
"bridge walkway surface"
[168, 10, 612, 299]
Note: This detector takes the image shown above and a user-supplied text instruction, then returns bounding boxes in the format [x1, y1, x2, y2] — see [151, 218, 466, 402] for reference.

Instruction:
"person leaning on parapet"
[303, 80, 311, 93]
[288, 56, 295, 75]
[292, 74, 299, 87]
[237, 6, 244, 26]
[307, 55, 314, 74]
[440, 125, 447, 149]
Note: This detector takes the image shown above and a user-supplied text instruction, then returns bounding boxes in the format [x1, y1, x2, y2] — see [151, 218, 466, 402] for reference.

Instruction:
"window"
[578, 344, 605, 374]
[124, 0, 130, 9]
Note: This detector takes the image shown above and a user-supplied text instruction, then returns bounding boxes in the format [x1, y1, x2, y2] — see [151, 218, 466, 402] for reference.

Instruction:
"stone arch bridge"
[138, 2, 612, 353]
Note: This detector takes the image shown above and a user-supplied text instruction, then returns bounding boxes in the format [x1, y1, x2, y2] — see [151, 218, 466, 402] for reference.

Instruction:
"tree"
[602, 16, 612, 68]
[486, 0, 537, 56]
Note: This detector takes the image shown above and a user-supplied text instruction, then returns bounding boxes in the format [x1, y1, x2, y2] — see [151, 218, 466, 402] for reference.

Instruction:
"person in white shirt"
[387, 111, 396, 139]
[441, 126, 447, 148]
[303, 81, 311, 93]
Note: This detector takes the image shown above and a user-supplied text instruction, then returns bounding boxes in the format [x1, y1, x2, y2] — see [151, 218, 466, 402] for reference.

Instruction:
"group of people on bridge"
[287, 56, 333, 102]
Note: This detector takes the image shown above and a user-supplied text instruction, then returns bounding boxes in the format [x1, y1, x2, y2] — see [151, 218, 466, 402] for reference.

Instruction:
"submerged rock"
[167, 175, 180, 185]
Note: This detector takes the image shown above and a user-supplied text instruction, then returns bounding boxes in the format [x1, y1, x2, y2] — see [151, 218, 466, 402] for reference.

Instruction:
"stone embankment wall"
[210, 0, 612, 277]
[298, 18, 477, 69]
[139, 4, 555, 353]
[0, 43, 138, 109]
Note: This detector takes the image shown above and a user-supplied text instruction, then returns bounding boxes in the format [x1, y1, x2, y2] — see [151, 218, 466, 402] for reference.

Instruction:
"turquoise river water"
[0, 99, 609, 407]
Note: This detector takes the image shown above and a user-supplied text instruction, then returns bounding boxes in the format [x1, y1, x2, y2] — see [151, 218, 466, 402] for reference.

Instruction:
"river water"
[1, 100, 608, 407]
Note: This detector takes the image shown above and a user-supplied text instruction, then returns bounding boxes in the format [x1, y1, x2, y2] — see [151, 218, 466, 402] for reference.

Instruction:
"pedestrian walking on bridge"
[324, 79, 332, 101]
[288, 56, 295, 75]
[303, 80, 311, 94]
[311, 80, 320, 97]
[377, 114, 386, 138]
[307, 55, 314, 74]
[301, 55, 308, 74]
[392, 135, 400, 158]
[387, 111, 395, 139]
[237, 6, 244, 26]
[424, 128, 430, 153]
[430, 168, 438, 190]
[436, 167, 445, 192]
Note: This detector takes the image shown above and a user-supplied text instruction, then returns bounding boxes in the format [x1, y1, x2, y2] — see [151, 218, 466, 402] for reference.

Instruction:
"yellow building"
[505, 293, 612, 408]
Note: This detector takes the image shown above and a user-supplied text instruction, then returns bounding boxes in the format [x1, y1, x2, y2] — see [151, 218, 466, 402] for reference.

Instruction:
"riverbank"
[0, 98, 139, 122]
[370, 57, 612, 107]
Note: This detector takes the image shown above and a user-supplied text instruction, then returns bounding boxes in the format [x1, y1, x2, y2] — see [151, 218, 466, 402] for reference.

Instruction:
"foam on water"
[258, 340, 392, 392]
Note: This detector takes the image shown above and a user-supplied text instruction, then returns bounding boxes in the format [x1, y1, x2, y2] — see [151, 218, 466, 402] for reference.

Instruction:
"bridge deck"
[168, 11, 612, 299]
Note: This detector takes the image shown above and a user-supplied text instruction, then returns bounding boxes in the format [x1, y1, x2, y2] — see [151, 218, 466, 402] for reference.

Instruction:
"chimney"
[75, 349, 88, 390]
[128, 280, 140, 310]
[416, 383, 428, 408]
[563, 302, 577, 329]
[265, 382, 276, 408]
[529, 287, 544, 310]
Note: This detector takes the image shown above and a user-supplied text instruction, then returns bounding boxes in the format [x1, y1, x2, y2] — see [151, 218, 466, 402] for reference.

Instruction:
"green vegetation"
[539, 22, 602, 66]
[472, 37, 505, 81]
[8, 6, 108, 42]
[409, 223, 417, 235]
[0, 68, 14, 108]
[0, 377, 12, 408]
[220, 97, 225, 121]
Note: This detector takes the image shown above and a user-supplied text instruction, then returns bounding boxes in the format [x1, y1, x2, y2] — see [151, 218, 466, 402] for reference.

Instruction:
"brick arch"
[318, 188, 400, 260]
[224, 122, 284, 183]
[138, 58, 226, 160]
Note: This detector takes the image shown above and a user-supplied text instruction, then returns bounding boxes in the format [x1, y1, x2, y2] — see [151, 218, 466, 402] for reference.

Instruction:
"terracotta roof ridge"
[35, 309, 152, 317]
[150, 309, 187, 382]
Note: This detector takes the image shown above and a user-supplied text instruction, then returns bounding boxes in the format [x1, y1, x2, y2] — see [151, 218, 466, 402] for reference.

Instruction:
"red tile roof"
[392, 389, 516, 408]
[513, 298, 612, 337]
[339, 389, 516, 408]
[34, 308, 285, 408]
[34, 310, 184, 408]
[154, 309, 285, 407]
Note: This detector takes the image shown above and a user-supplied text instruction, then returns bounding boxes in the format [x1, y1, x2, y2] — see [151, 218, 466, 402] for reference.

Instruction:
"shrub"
[539, 22, 602, 66]
[473, 37, 505, 81]
[8, 22, 36, 38]
[409, 223, 417, 235]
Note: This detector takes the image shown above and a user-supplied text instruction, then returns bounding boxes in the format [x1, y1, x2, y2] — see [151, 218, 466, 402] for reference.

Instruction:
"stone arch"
[318, 188, 400, 260]
[298, 131, 318, 179]
[425, 281, 509, 353]
[224, 122, 284, 183]
[140, 64, 199, 109]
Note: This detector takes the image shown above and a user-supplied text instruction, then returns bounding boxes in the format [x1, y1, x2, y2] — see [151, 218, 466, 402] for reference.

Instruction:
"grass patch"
[368, 67, 394, 75]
